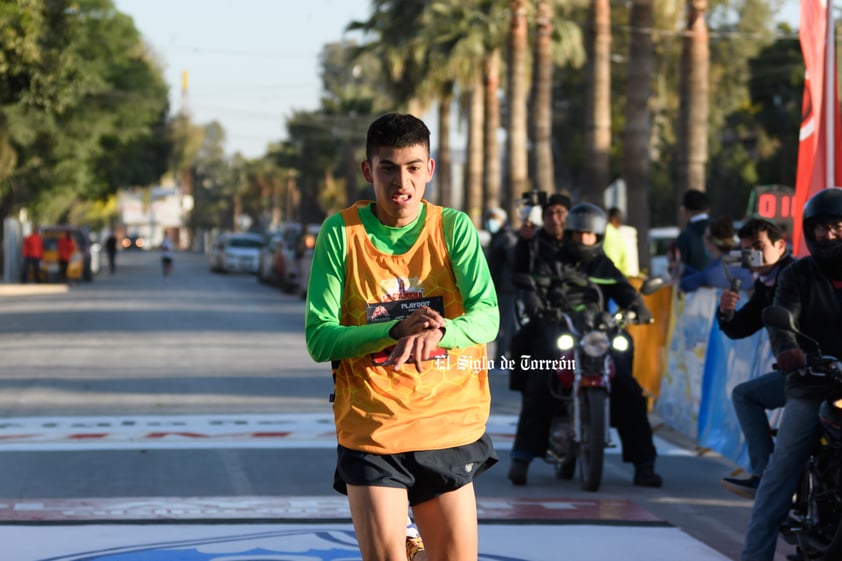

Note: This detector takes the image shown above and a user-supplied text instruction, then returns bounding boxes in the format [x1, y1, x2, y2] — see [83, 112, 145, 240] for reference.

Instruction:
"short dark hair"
[705, 216, 738, 251]
[738, 217, 784, 243]
[543, 193, 571, 211]
[607, 207, 622, 220]
[366, 113, 431, 161]
[682, 189, 710, 213]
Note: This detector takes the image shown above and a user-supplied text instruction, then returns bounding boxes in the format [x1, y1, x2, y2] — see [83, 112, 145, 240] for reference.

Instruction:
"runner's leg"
[347, 484, 410, 561]
[412, 483, 478, 561]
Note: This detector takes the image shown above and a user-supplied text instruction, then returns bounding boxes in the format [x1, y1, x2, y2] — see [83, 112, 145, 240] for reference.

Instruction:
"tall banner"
[793, 0, 842, 256]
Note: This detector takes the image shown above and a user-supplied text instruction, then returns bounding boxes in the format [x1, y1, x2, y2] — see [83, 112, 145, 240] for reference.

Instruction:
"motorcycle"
[513, 270, 662, 492]
[762, 305, 842, 561]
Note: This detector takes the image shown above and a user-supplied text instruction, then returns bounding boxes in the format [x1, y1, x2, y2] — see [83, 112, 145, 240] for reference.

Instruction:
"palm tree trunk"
[676, 0, 709, 220]
[484, 49, 502, 212]
[506, 0, 529, 219]
[583, 0, 612, 204]
[466, 82, 485, 227]
[436, 95, 453, 207]
[623, 0, 654, 271]
[530, 0, 554, 194]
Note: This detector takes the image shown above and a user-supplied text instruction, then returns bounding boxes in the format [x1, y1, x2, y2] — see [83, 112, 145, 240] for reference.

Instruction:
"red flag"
[793, 0, 842, 256]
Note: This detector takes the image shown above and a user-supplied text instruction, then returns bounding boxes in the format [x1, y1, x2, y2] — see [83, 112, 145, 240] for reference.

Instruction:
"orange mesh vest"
[334, 201, 490, 454]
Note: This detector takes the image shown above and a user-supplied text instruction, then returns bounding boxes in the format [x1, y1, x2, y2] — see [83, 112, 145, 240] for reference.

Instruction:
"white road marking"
[0, 413, 694, 454]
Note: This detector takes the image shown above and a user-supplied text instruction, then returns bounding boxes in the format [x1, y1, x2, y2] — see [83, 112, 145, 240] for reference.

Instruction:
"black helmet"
[803, 187, 842, 277]
[563, 203, 607, 262]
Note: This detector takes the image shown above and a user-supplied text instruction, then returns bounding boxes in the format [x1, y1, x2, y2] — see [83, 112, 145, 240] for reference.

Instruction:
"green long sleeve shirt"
[305, 202, 499, 363]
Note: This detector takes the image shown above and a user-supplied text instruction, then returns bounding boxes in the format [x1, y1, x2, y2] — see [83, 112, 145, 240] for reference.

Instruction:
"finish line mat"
[1, 522, 731, 561]
[0, 496, 663, 524]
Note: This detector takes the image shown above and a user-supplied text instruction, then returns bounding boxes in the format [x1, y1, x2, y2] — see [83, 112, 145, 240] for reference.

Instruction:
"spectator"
[57, 231, 76, 284]
[717, 218, 795, 500]
[21, 226, 43, 283]
[677, 189, 711, 273]
[679, 216, 753, 292]
[105, 232, 118, 275]
[602, 207, 639, 277]
[160, 234, 174, 282]
[484, 207, 518, 363]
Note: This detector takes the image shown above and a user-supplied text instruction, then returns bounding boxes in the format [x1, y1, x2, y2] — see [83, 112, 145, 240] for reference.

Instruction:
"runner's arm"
[305, 214, 397, 362]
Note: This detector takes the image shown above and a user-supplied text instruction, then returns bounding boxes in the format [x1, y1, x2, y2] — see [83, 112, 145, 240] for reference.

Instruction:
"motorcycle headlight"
[834, 398, 842, 409]
[611, 334, 630, 352]
[557, 334, 575, 351]
[581, 331, 610, 357]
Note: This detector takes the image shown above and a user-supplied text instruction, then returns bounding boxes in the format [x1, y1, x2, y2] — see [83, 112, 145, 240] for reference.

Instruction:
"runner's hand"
[384, 328, 445, 372]
[389, 306, 445, 339]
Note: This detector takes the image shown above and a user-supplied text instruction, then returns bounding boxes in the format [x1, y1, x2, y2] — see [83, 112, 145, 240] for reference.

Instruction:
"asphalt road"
[0, 249, 794, 561]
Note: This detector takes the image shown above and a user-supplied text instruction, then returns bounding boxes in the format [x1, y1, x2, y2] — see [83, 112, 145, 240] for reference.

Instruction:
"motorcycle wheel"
[579, 387, 606, 492]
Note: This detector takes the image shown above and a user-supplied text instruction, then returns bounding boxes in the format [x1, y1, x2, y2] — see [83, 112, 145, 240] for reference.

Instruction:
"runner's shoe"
[406, 518, 424, 561]
[406, 534, 425, 561]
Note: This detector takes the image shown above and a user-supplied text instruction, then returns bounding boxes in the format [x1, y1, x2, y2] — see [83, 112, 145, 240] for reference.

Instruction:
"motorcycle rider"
[741, 187, 842, 561]
[717, 218, 795, 499]
[507, 201, 662, 487]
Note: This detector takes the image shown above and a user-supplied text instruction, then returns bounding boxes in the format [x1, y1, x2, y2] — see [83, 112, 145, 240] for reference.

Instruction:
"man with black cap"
[507, 198, 662, 487]
[507, 192, 571, 393]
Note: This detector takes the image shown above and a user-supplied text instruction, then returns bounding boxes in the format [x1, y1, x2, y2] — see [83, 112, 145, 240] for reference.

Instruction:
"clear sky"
[114, 0, 371, 159]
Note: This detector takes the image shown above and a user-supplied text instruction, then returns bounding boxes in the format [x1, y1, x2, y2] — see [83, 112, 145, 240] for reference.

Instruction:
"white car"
[209, 233, 265, 274]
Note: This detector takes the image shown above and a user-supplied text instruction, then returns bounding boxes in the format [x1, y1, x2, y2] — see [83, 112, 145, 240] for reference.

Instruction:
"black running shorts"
[334, 433, 498, 506]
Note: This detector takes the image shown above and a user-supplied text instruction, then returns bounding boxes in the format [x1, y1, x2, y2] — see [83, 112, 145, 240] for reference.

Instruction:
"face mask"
[486, 218, 502, 234]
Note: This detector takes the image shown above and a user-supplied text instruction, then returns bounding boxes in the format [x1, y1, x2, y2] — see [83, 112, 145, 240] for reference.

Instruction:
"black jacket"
[770, 256, 842, 399]
[487, 226, 518, 293]
[514, 229, 646, 314]
[717, 253, 796, 340]
[677, 218, 710, 272]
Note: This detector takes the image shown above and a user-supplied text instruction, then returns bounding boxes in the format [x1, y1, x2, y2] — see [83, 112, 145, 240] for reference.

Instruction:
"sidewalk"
[0, 283, 69, 296]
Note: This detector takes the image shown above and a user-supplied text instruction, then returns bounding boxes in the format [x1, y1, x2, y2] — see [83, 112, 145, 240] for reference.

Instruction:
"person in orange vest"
[57, 231, 77, 284]
[21, 227, 44, 283]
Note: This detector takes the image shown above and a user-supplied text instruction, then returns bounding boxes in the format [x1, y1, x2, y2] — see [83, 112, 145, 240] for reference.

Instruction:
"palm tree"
[582, 0, 611, 203]
[622, 0, 655, 270]
[506, 0, 530, 218]
[530, 0, 554, 194]
[424, 0, 509, 222]
[675, 0, 709, 220]
[484, 47, 503, 216]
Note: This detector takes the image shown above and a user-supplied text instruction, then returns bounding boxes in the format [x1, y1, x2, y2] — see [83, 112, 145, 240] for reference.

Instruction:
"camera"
[520, 190, 547, 227]
[723, 248, 764, 268]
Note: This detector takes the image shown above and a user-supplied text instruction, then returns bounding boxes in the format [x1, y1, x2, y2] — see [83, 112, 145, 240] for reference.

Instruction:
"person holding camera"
[717, 218, 795, 499]
[679, 215, 754, 292]
[741, 188, 842, 561]
[507, 201, 662, 488]
[507, 193, 570, 393]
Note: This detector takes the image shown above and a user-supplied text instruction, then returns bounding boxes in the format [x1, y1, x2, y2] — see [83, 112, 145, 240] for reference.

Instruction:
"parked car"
[39, 225, 100, 282]
[275, 223, 321, 296]
[256, 231, 285, 285]
[209, 233, 264, 274]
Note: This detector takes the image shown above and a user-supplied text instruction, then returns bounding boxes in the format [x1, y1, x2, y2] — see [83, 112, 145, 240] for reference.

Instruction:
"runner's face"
[361, 144, 434, 228]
